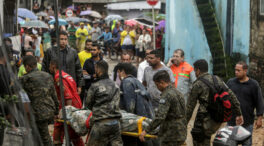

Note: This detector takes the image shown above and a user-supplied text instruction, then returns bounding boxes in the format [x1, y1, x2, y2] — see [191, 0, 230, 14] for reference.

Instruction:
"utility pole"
[54, 0, 70, 145]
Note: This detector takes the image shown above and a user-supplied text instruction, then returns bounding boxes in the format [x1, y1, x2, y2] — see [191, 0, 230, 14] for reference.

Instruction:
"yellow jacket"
[120, 30, 136, 45]
[75, 28, 88, 42]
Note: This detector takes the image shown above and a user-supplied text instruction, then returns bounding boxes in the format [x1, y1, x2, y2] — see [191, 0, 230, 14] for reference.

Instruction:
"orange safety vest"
[170, 61, 194, 88]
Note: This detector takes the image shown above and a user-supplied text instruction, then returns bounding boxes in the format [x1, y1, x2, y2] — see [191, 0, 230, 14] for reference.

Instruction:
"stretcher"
[56, 116, 157, 139]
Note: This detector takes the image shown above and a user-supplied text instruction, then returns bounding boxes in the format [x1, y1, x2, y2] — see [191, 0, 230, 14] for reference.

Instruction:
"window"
[260, 0, 264, 15]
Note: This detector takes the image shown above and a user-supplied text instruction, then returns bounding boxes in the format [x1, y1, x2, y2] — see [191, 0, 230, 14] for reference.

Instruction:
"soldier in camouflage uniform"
[140, 70, 187, 146]
[85, 60, 123, 146]
[20, 55, 59, 146]
[186, 59, 243, 146]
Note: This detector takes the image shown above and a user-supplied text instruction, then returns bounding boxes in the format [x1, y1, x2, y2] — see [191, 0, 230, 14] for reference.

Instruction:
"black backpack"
[200, 75, 232, 122]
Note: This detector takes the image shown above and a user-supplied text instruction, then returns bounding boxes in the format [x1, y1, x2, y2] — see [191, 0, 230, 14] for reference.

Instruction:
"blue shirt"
[98, 32, 112, 42]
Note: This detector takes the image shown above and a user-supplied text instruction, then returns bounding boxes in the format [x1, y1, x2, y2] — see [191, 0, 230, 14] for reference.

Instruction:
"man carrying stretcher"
[49, 58, 84, 146]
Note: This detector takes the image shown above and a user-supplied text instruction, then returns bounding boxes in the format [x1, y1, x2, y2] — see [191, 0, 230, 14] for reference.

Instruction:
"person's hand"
[93, 74, 96, 78]
[78, 87, 82, 95]
[236, 116, 244, 126]
[83, 70, 89, 75]
[139, 130, 146, 142]
[255, 116, 262, 129]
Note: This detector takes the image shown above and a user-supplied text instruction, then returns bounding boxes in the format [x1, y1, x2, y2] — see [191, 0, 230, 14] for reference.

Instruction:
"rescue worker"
[169, 49, 196, 104]
[186, 59, 243, 146]
[139, 70, 187, 146]
[20, 55, 59, 146]
[86, 60, 123, 146]
[117, 62, 154, 146]
[76, 22, 89, 52]
[49, 58, 84, 146]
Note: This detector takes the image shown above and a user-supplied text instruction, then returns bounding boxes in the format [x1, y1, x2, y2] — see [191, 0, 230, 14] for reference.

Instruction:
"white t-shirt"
[123, 35, 132, 45]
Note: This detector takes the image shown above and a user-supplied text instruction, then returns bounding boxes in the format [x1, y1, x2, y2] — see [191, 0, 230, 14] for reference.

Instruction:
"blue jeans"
[241, 124, 253, 146]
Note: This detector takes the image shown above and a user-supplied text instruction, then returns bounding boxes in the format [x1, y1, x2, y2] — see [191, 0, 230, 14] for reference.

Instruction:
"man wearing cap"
[75, 22, 88, 52]
[90, 21, 102, 42]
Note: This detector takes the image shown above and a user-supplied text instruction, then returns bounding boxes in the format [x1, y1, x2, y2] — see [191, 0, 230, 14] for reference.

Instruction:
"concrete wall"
[212, 0, 227, 47]
[212, 0, 250, 59]
[165, 0, 213, 71]
[232, 0, 250, 58]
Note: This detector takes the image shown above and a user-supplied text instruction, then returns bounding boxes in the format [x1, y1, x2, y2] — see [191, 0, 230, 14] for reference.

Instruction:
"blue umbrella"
[18, 8, 37, 20]
[14, 17, 25, 24]
[48, 19, 68, 26]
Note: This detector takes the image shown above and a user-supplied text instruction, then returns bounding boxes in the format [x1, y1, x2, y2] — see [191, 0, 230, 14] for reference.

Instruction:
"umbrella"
[89, 11, 102, 18]
[49, 16, 55, 20]
[156, 20, 165, 30]
[18, 8, 37, 20]
[48, 19, 68, 26]
[66, 17, 80, 23]
[67, 5, 77, 10]
[14, 17, 25, 24]
[105, 15, 123, 22]
[79, 18, 91, 23]
[36, 11, 48, 17]
[125, 19, 138, 26]
[80, 10, 91, 16]
[21, 20, 49, 28]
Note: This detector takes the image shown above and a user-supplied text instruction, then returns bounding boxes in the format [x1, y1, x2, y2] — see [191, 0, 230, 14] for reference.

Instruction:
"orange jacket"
[170, 61, 195, 88]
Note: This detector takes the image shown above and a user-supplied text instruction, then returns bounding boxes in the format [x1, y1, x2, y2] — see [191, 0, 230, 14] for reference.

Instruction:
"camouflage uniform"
[186, 73, 242, 146]
[85, 76, 123, 146]
[20, 68, 59, 146]
[145, 85, 187, 146]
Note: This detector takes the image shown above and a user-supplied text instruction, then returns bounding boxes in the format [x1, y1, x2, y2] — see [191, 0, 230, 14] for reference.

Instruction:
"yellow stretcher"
[56, 117, 157, 139]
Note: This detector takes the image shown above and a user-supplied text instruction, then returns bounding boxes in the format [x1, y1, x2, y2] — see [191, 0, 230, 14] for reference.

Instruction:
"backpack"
[199, 75, 232, 122]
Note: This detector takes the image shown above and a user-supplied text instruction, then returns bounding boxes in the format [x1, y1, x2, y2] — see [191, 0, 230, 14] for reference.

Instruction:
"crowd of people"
[0, 3, 263, 146]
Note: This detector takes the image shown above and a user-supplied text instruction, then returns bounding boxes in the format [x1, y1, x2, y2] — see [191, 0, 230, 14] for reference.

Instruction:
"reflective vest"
[170, 62, 194, 88]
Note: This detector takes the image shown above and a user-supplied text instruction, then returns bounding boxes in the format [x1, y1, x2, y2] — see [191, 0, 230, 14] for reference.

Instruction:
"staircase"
[196, 0, 227, 78]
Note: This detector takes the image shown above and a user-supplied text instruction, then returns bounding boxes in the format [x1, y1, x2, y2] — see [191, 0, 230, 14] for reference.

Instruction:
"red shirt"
[54, 71, 82, 109]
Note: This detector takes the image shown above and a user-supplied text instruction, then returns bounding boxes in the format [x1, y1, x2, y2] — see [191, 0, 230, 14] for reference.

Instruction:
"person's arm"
[186, 82, 201, 122]
[41, 49, 50, 73]
[75, 29, 80, 38]
[84, 29, 89, 36]
[226, 79, 243, 125]
[137, 65, 144, 83]
[168, 69, 175, 85]
[49, 77, 59, 115]
[74, 51, 83, 88]
[130, 31, 136, 38]
[97, 33, 104, 40]
[146, 35, 151, 43]
[86, 85, 95, 110]
[121, 31, 127, 37]
[254, 81, 264, 128]
[189, 70, 197, 83]
[143, 96, 170, 138]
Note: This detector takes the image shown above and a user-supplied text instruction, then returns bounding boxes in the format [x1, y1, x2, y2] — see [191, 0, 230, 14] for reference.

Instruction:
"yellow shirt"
[78, 50, 92, 67]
